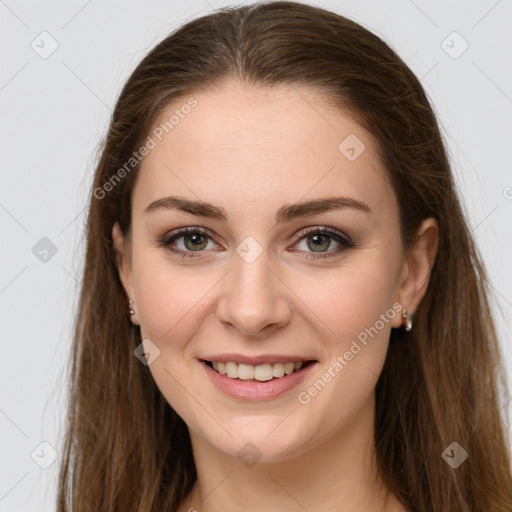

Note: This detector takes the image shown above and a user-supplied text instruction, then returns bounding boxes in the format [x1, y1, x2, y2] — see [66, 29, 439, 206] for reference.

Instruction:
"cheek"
[131, 247, 219, 344]
[293, 252, 400, 344]
[292, 265, 397, 443]
[131, 252, 216, 424]
[290, 251, 400, 400]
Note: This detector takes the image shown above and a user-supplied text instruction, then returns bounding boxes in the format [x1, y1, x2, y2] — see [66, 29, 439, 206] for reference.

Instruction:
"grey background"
[1, 0, 511, 510]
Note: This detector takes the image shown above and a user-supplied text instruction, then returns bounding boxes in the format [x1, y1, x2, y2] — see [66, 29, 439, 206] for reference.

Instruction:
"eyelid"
[161, 225, 352, 244]
[289, 225, 352, 245]
[160, 226, 219, 245]
[158, 225, 354, 259]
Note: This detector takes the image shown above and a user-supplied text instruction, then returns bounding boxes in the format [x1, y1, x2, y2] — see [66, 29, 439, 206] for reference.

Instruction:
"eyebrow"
[144, 195, 371, 223]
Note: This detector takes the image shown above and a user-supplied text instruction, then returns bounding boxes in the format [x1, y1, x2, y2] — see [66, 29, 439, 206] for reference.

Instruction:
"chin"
[206, 419, 317, 465]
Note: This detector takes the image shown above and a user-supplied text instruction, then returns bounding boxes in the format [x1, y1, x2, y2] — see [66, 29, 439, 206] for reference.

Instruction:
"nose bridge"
[216, 237, 292, 335]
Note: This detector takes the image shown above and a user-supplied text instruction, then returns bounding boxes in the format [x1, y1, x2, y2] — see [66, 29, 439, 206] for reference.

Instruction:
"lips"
[200, 357, 318, 401]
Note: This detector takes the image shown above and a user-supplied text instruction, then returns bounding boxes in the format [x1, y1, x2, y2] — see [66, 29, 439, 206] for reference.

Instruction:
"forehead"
[132, 81, 394, 222]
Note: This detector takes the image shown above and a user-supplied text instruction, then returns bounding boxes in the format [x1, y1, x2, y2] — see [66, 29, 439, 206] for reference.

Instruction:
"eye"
[157, 225, 354, 260]
[157, 227, 220, 258]
[289, 226, 354, 260]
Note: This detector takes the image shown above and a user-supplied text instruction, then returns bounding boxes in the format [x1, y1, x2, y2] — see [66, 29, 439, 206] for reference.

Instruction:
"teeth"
[226, 362, 238, 378]
[273, 363, 285, 378]
[209, 360, 305, 381]
[284, 362, 295, 374]
[238, 363, 255, 380]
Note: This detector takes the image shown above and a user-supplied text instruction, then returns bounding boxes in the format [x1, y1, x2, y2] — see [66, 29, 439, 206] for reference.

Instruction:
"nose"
[216, 249, 293, 337]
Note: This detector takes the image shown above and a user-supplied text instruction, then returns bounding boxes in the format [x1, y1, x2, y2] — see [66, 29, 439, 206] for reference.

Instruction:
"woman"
[57, 1, 512, 510]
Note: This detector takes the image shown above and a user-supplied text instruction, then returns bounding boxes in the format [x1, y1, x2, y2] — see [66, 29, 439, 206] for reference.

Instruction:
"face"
[113, 80, 423, 463]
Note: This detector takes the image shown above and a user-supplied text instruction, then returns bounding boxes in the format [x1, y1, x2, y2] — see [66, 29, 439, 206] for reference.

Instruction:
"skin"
[112, 80, 438, 512]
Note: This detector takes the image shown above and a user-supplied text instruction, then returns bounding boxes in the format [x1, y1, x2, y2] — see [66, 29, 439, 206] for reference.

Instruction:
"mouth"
[201, 359, 316, 382]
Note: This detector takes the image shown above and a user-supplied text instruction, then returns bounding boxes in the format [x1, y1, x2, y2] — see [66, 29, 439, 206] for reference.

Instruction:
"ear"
[391, 217, 439, 328]
[112, 221, 139, 325]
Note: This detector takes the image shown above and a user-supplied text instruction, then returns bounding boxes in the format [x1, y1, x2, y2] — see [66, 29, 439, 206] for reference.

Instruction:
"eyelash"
[157, 226, 354, 261]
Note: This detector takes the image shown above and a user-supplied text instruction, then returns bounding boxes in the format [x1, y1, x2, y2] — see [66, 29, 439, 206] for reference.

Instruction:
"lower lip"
[200, 360, 318, 401]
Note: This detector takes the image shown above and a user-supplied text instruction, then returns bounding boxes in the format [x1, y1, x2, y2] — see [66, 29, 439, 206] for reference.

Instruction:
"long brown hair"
[56, 2, 512, 510]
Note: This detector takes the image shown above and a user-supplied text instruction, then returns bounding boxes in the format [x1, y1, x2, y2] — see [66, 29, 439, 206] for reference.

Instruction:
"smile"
[204, 360, 313, 381]
[199, 356, 318, 401]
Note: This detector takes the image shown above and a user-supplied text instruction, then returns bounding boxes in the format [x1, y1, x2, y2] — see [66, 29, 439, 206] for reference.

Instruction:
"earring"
[402, 307, 413, 331]
[128, 299, 135, 316]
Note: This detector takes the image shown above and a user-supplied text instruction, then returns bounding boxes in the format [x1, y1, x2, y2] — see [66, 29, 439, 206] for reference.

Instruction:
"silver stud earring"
[128, 299, 134, 316]
[402, 307, 413, 331]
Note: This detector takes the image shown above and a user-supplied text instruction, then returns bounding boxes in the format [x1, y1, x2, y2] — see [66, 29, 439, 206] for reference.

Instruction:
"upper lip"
[200, 353, 317, 365]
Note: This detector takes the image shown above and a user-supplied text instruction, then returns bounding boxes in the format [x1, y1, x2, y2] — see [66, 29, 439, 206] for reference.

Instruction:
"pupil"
[185, 233, 207, 250]
[309, 234, 329, 252]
